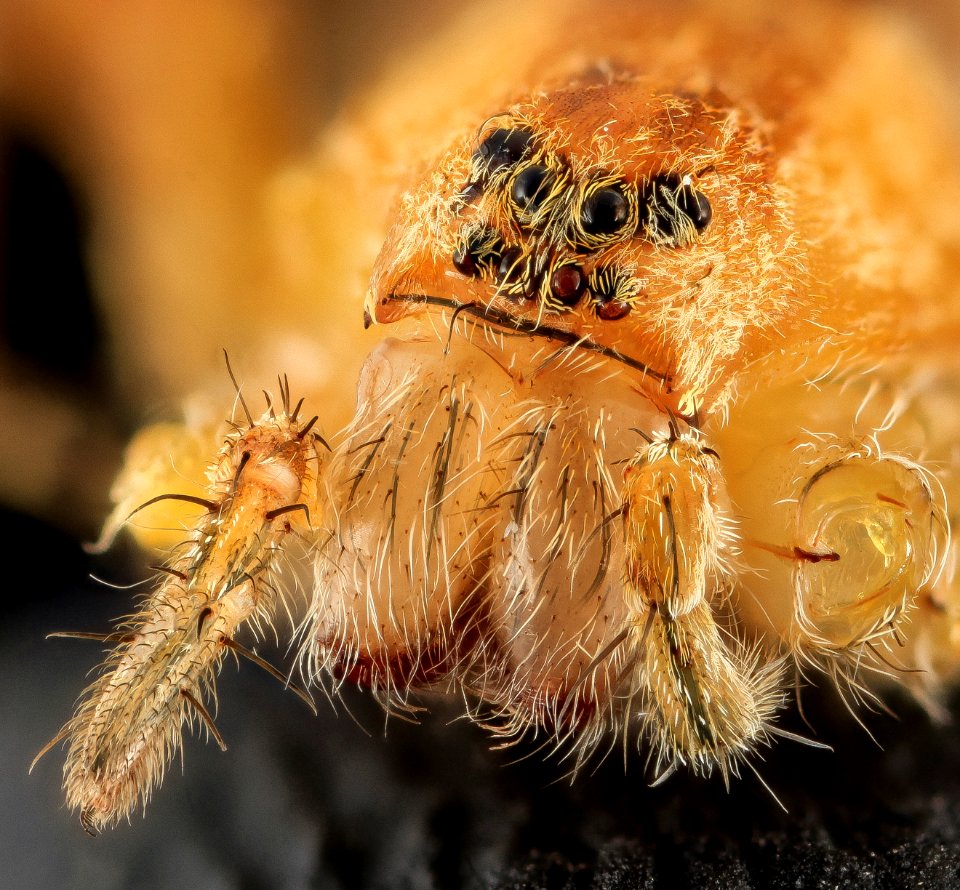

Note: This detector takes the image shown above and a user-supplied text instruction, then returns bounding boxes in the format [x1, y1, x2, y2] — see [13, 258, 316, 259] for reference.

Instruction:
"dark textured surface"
[4, 513, 960, 889]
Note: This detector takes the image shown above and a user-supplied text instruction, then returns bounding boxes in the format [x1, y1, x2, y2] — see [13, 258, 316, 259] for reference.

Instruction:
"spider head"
[368, 75, 802, 414]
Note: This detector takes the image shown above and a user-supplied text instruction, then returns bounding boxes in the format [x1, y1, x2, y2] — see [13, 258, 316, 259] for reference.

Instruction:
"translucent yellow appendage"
[792, 445, 948, 661]
[90, 420, 222, 554]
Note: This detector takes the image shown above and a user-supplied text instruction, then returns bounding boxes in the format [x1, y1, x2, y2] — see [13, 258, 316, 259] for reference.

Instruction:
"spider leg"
[619, 429, 784, 780]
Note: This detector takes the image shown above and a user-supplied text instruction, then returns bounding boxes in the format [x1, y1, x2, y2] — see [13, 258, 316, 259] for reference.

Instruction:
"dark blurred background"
[2, 2, 960, 888]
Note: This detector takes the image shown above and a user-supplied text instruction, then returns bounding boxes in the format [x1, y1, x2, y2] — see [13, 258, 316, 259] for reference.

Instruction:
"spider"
[33, 0, 960, 833]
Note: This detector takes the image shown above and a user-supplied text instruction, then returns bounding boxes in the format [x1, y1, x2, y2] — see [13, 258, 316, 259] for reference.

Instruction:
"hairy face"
[369, 75, 804, 415]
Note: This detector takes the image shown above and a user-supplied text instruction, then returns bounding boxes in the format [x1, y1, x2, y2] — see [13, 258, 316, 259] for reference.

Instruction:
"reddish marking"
[876, 492, 908, 509]
[323, 587, 489, 691]
[793, 546, 840, 563]
[319, 591, 604, 740]
[747, 539, 839, 563]
[330, 643, 453, 690]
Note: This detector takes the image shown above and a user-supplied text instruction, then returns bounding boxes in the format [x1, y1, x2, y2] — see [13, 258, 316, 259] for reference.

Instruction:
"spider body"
[41, 0, 960, 831]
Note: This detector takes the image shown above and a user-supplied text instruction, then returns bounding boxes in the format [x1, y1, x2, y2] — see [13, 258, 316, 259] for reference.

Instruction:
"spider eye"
[569, 177, 639, 250]
[452, 226, 503, 278]
[495, 246, 536, 299]
[510, 164, 554, 214]
[644, 174, 712, 244]
[474, 128, 533, 177]
[580, 184, 631, 236]
[546, 261, 585, 309]
[677, 185, 712, 231]
[588, 265, 640, 320]
[452, 245, 478, 277]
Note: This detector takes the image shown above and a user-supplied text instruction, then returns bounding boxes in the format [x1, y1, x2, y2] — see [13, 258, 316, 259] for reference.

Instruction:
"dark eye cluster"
[453, 126, 714, 319]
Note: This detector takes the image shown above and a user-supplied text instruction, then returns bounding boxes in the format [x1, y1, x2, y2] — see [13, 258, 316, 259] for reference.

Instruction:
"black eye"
[452, 181, 484, 210]
[570, 177, 639, 250]
[497, 247, 524, 284]
[495, 246, 537, 300]
[644, 174, 712, 244]
[452, 245, 478, 277]
[473, 128, 533, 178]
[677, 187, 712, 230]
[510, 165, 554, 214]
[452, 226, 502, 278]
[580, 185, 630, 235]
